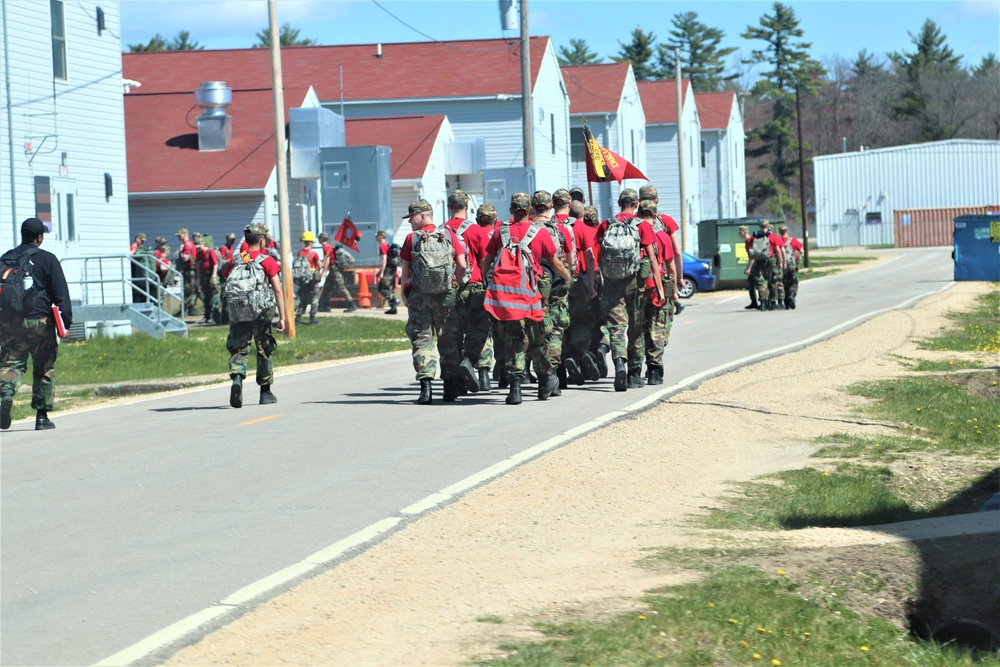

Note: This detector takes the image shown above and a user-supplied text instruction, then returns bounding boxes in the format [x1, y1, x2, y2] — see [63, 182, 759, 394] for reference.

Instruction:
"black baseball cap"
[21, 218, 47, 237]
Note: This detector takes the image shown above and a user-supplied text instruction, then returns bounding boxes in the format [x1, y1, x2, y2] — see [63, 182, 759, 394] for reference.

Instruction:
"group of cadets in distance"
[397, 185, 686, 406]
[737, 220, 804, 312]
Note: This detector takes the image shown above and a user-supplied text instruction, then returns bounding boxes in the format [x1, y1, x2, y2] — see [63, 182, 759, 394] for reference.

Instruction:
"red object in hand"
[645, 276, 665, 307]
[52, 305, 67, 338]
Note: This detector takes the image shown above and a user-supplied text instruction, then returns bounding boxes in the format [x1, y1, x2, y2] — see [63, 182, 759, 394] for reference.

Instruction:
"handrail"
[60, 254, 186, 322]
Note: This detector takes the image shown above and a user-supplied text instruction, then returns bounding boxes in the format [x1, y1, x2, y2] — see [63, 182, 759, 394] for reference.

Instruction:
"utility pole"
[519, 0, 533, 169]
[796, 81, 810, 268]
[268, 0, 295, 337]
[675, 50, 687, 252]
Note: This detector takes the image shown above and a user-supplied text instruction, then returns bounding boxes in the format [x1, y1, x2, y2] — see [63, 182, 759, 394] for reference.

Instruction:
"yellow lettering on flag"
[601, 147, 619, 170]
[587, 135, 607, 180]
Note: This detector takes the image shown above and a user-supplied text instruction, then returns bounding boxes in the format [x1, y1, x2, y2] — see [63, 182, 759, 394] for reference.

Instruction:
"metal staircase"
[63, 255, 188, 339]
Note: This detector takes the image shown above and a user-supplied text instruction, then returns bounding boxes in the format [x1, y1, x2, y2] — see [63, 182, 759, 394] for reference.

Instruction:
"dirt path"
[159, 280, 992, 667]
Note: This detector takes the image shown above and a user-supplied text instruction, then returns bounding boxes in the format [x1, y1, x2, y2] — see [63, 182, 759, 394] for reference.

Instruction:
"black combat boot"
[613, 358, 628, 392]
[230, 375, 243, 409]
[344, 301, 358, 313]
[758, 300, 768, 311]
[35, 409, 55, 430]
[557, 365, 569, 390]
[524, 361, 537, 384]
[769, 300, 779, 311]
[0, 394, 12, 430]
[595, 345, 610, 378]
[673, 300, 684, 315]
[443, 377, 461, 402]
[505, 378, 522, 405]
[308, 314, 319, 325]
[259, 384, 277, 404]
[478, 368, 491, 392]
[458, 358, 480, 393]
[563, 357, 585, 385]
[647, 366, 664, 385]
[537, 374, 557, 400]
[786, 295, 796, 309]
[626, 367, 645, 389]
[417, 379, 433, 404]
[745, 299, 759, 309]
[580, 351, 600, 382]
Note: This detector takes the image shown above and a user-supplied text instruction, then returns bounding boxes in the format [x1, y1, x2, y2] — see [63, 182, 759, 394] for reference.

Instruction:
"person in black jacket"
[0, 218, 74, 431]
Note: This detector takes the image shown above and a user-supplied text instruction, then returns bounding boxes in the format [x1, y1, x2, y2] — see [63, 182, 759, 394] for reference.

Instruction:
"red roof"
[122, 37, 550, 102]
[696, 92, 736, 130]
[125, 87, 309, 193]
[636, 79, 691, 124]
[345, 115, 446, 180]
[561, 63, 631, 115]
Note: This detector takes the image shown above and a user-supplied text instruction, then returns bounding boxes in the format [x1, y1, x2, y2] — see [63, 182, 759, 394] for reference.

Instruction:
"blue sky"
[120, 0, 999, 69]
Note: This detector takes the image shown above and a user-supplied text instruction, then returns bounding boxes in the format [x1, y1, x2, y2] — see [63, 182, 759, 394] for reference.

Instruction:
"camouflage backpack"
[410, 229, 455, 294]
[334, 245, 355, 270]
[223, 252, 275, 322]
[292, 251, 319, 286]
[784, 237, 797, 269]
[749, 232, 771, 261]
[599, 214, 641, 280]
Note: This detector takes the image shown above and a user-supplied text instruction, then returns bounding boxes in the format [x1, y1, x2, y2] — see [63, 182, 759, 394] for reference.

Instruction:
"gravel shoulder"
[153, 276, 996, 665]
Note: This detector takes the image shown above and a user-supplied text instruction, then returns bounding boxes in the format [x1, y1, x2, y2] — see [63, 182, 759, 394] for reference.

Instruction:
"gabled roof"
[125, 87, 310, 194]
[696, 92, 737, 131]
[561, 62, 631, 115]
[345, 115, 447, 180]
[636, 79, 692, 125]
[122, 37, 551, 102]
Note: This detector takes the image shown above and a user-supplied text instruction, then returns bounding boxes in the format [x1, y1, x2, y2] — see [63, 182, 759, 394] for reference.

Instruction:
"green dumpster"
[698, 217, 784, 289]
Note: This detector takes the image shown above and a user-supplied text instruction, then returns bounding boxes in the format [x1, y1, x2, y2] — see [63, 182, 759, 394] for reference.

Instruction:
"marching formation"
[399, 185, 684, 406]
[739, 220, 804, 311]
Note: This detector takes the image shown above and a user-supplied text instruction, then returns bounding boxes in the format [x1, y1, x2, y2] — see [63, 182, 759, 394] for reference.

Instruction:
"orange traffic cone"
[356, 270, 372, 308]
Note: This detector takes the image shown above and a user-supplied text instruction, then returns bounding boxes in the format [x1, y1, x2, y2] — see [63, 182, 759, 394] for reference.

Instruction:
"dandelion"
[915, 407, 921, 412]
[638, 615, 646, 620]
[741, 640, 750, 648]
[758, 627, 767, 633]
[729, 618, 738, 624]
[777, 569, 785, 575]
[860, 645, 869, 651]
[708, 602, 715, 607]
[772, 660, 782, 666]
[803, 632, 811, 636]
[753, 654, 761, 659]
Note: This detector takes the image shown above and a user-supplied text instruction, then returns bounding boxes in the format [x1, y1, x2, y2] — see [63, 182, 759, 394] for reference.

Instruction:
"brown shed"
[893, 206, 1000, 248]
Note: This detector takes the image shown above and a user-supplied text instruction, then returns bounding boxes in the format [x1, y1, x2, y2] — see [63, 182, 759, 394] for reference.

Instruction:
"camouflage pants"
[182, 267, 198, 313]
[377, 271, 397, 305]
[563, 275, 597, 363]
[0, 317, 59, 410]
[405, 290, 458, 381]
[768, 257, 785, 303]
[643, 297, 674, 370]
[295, 281, 320, 318]
[478, 331, 494, 370]
[320, 266, 352, 308]
[600, 274, 644, 366]
[783, 266, 799, 299]
[749, 261, 770, 302]
[199, 273, 220, 321]
[227, 308, 278, 386]
[528, 292, 568, 375]
[497, 318, 546, 381]
[441, 282, 491, 369]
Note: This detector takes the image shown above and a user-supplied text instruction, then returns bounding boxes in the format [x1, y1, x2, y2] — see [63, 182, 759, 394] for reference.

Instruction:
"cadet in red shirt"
[590, 188, 664, 392]
[778, 224, 803, 309]
[175, 227, 198, 316]
[551, 190, 598, 385]
[222, 223, 286, 409]
[637, 200, 678, 386]
[195, 234, 220, 324]
[638, 184, 686, 315]
[481, 192, 570, 405]
[399, 199, 468, 405]
[293, 231, 323, 325]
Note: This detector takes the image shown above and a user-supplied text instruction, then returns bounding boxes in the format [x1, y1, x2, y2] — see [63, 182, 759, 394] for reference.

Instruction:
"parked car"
[678, 252, 716, 298]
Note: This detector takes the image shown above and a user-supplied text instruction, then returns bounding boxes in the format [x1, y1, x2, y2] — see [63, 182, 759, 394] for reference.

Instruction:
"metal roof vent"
[194, 82, 232, 151]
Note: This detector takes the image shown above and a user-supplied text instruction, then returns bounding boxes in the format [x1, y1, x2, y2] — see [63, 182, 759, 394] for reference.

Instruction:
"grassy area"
[474, 567, 990, 666]
[2, 316, 408, 422]
[471, 288, 999, 666]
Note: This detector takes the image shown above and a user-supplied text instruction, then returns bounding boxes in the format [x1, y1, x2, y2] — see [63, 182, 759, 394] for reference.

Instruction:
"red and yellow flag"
[582, 125, 648, 184]
[334, 215, 362, 252]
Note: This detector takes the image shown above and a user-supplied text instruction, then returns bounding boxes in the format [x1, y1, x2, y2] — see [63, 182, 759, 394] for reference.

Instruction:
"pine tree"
[128, 31, 204, 52]
[741, 2, 824, 214]
[890, 19, 966, 139]
[170, 31, 204, 51]
[254, 23, 317, 48]
[657, 12, 736, 91]
[612, 28, 657, 81]
[558, 39, 601, 66]
[127, 34, 170, 52]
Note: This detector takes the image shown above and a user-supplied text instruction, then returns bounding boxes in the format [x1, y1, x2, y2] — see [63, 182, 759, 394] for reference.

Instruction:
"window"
[570, 129, 585, 163]
[51, 0, 67, 80]
[550, 115, 556, 155]
[701, 140, 707, 168]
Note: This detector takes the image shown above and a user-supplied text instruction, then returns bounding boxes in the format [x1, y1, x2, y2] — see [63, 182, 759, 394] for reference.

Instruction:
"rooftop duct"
[195, 82, 232, 151]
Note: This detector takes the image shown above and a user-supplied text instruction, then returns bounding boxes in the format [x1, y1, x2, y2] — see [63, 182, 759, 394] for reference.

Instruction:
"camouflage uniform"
[0, 318, 58, 411]
[599, 274, 643, 363]
[441, 280, 491, 372]
[320, 255, 352, 307]
[643, 276, 674, 374]
[527, 193, 572, 376]
[405, 281, 459, 381]
[176, 228, 198, 315]
[294, 280, 320, 320]
[199, 271, 220, 322]
[779, 227, 799, 303]
[767, 255, 785, 304]
[749, 257, 771, 302]
[227, 306, 278, 386]
[563, 273, 598, 363]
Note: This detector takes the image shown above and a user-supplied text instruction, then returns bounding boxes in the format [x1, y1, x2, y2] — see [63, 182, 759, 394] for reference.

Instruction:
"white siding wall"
[813, 140, 1000, 247]
[129, 196, 266, 250]
[531, 40, 572, 192]
[1, 0, 130, 290]
[701, 130, 724, 220]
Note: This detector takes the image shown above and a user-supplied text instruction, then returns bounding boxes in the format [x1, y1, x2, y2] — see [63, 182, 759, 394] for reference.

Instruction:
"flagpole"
[582, 121, 594, 205]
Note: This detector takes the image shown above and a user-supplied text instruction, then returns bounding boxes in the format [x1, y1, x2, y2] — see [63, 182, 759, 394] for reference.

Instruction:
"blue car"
[678, 252, 716, 298]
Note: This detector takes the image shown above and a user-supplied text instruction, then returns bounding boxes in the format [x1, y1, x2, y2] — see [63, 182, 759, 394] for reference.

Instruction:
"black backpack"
[386, 243, 402, 267]
[0, 246, 41, 320]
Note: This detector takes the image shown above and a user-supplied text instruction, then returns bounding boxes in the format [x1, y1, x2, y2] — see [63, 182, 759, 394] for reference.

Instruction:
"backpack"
[599, 214, 642, 280]
[536, 217, 575, 286]
[409, 229, 455, 294]
[223, 252, 276, 322]
[749, 231, 771, 261]
[484, 225, 544, 322]
[0, 246, 41, 320]
[334, 245, 355, 270]
[386, 243, 402, 268]
[784, 237, 797, 269]
[292, 251, 319, 286]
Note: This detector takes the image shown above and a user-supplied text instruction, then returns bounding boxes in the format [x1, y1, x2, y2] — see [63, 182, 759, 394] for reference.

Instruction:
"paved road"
[0, 248, 954, 666]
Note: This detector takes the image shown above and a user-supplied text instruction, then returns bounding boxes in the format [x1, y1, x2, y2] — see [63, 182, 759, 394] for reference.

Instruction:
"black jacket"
[5, 243, 73, 328]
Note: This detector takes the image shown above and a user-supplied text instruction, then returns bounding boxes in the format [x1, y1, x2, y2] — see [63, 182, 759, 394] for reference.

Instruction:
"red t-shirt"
[400, 225, 465, 287]
[652, 229, 675, 274]
[445, 218, 487, 283]
[178, 239, 197, 267]
[154, 249, 169, 268]
[196, 247, 219, 273]
[298, 247, 321, 270]
[786, 237, 804, 254]
[659, 213, 679, 235]
[555, 213, 596, 274]
[378, 242, 389, 257]
[218, 245, 235, 263]
[768, 232, 784, 257]
[484, 221, 557, 275]
[221, 250, 280, 280]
